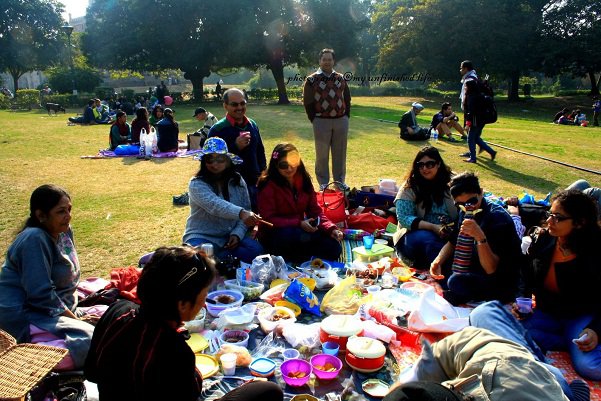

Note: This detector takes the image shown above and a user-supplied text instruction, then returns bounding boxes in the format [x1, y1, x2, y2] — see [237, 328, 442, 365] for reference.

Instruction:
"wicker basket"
[0, 329, 68, 401]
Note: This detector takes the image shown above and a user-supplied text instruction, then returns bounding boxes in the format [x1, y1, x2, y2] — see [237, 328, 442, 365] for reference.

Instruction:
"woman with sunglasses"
[393, 146, 457, 268]
[85, 246, 284, 401]
[182, 137, 263, 263]
[156, 107, 179, 152]
[257, 143, 343, 262]
[518, 189, 601, 380]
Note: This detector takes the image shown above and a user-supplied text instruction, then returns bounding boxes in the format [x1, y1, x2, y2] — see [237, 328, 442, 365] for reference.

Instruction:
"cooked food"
[313, 363, 337, 372]
[215, 294, 235, 304]
[310, 258, 325, 269]
[288, 371, 307, 378]
[269, 310, 291, 321]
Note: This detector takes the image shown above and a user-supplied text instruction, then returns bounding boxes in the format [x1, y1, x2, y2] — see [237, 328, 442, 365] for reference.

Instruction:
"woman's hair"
[195, 155, 241, 198]
[137, 246, 216, 324]
[114, 110, 125, 120]
[151, 105, 163, 119]
[402, 146, 453, 213]
[24, 184, 71, 231]
[162, 109, 178, 127]
[134, 107, 148, 122]
[551, 189, 601, 254]
[257, 143, 313, 193]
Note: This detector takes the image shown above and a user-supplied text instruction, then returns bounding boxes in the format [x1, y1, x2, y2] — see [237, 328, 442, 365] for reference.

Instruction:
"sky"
[60, 0, 89, 20]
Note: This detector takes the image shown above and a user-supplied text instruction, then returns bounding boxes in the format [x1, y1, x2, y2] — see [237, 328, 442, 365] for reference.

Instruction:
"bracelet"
[476, 238, 488, 245]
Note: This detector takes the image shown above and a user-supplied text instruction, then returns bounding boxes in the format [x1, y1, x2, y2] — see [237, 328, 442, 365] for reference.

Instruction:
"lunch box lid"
[346, 336, 386, 358]
[320, 315, 362, 337]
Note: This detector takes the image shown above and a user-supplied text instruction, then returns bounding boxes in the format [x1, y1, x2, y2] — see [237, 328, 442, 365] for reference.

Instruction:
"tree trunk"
[507, 71, 520, 102]
[587, 69, 600, 96]
[269, 60, 290, 105]
[9, 69, 22, 96]
[184, 71, 205, 101]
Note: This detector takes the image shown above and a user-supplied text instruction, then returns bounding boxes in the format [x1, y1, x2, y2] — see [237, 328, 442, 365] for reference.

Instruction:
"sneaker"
[463, 158, 476, 163]
[446, 137, 459, 143]
[459, 152, 471, 157]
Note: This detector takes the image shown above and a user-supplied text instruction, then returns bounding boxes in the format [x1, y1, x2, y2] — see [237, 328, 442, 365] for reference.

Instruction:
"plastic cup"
[515, 297, 533, 314]
[282, 348, 300, 361]
[366, 285, 381, 294]
[322, 341, 340, 356]
[363, 235, 375, 251]
[220, 353, 237, 376]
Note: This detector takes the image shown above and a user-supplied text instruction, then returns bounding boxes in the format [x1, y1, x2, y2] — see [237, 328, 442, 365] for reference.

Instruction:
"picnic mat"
[81, 149, 201, 159]
[548, 351, 601, 401]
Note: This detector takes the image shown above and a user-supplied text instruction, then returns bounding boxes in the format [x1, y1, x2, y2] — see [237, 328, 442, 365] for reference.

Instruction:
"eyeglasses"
[454, 196, 480, 208]
[228, 101, 247, 107]
[205, 155, 228, 164]
[545, 211, 572, 223]
[277, 161, 298, 170]
[416, 160, 438, 170]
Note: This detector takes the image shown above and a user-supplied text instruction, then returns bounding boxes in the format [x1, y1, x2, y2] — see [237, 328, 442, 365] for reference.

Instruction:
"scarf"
[460, 69, 478, 110]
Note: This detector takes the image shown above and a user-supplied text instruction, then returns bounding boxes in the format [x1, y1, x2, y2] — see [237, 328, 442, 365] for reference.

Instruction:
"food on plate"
[269, 310, 292, 321]
[215, 294, 235, 304]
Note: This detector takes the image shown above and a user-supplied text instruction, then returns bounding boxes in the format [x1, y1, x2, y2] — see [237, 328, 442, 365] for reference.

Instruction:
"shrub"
[14, 89, 41, 110]
[554, 89, 589, 97]
[43, 94, 79, 107]
[0, 94, 11, 110]
[120, 89, 135, 100]
[96, 87, 115, 100]
[46, 66, 103, 94]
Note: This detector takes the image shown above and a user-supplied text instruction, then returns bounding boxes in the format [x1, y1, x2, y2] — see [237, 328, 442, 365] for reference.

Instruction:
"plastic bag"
[320, 275, 365, 315]
[251, 331, 288, 360]
[211, 303, 258, 331]
[249, 254, 287, 286]
[259, 283, 288, 305]
[407, 287, 470, 333]
[282, 322, 321, 349]
[284, 279, 320, 317]
[216, 344, 252, 367]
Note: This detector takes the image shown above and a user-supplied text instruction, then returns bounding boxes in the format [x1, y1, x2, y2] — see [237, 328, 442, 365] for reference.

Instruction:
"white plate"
[299, 260, 332, 272]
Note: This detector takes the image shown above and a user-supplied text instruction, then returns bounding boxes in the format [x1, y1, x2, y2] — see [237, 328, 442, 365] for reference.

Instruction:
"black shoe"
[490, 150, 497, 161]
[459, 152, 471, 157]
[173, 192, 189, 206]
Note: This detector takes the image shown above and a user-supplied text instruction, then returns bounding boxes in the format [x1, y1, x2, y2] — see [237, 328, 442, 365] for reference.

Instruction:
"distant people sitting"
[430, 102, 465, 142]
[557, 110, 574, 125]
[130, 107, 150, 144]
[93, 99, 111, 124]
[149, 104, 163, 127]
[398, 102, 431, 140]
[574, 110, 587, 126]
[430, 172, 523, 305]
[156, 108, 179, 152]
[553, 107, 569, 123]
[109, 111, 131, 150]
[68, 100, 96, 125]
[193, 107, 218, 138]
[593, 96, 600, 127]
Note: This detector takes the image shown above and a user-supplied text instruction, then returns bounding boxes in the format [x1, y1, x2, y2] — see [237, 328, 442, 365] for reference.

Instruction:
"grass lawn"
[0, 95, 599, 278]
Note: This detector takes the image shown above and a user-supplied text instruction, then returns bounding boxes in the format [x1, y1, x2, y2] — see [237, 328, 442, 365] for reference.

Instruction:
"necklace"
[557, 240, 572, 257]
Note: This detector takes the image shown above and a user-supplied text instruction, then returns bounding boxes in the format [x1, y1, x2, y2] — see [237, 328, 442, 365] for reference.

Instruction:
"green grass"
[0, 94, 599, 278]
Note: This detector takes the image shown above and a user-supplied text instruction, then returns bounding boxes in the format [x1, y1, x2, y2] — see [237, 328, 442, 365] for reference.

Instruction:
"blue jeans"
[395, 229, 445, 269]
[186, 236, 264, 264]
[522, 309, 601, 380]
[263, 227, 341, 263]
[470, 301, 574, 399]
[467, 124, 494, 161]
[446, 271, 511, 304]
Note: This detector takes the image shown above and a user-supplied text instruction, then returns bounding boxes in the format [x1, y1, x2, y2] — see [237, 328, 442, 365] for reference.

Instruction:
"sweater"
[303, 69, 351, 121]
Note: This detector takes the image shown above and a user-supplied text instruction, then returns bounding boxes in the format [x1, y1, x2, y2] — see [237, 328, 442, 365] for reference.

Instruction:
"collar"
[226, 113, 249, 128]
[317, 68, 336, 77]
[461, 69, 478, 83]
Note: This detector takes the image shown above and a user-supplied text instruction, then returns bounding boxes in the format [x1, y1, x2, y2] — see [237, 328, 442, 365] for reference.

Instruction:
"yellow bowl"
[270, 279, 289, 288]
[298, 277, 316, 291]
[275, 300, 302, 317]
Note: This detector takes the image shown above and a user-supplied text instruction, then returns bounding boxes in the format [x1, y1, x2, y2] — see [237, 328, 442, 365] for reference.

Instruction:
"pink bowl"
[280, 359, 312, 387]
[310, 354, 342, 381]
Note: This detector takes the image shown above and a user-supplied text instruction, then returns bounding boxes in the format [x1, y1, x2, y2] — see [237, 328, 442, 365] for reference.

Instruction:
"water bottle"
[139, 128, 147, 157]
[430, 128, 438, 142]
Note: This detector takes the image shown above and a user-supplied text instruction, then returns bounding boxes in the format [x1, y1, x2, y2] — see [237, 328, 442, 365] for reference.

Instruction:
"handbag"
[347, 212, 391, 232]
[317, 181, 348, 226]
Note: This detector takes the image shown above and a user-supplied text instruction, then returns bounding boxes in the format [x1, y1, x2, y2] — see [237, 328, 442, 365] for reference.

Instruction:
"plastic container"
[249, 357, 277, 378]
[310, 354, 342, 381]
[430, 128, 438, 142]
[224, 279, 264, 301]
[280, 359, 312, 387]
[322, 341, 339, 356]
[218, 330, 249, 348]
[319, 315, 363, 353]
[275, 300, 302, 317]
[352, 244, 395, 262]
[258, 306, 296, 334]
[345, 336, 386, 373]
[184, 307, 206, 333]
[366, 285, 381, 294]
[206, 290, 244, 317]
[220, 353, 237, 376]
[282, 348, 300, 361]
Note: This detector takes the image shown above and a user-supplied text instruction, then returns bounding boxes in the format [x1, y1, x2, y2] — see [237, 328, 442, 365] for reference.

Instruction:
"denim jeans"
[395, 229, 445, 269]
[185, 236, 264, 264]
[263, 227, 341, 263]
[467, 124, 494, 161]
[469, 301, 574, 399]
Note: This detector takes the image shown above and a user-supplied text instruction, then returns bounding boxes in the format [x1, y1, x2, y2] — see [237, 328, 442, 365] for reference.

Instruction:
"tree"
[0, 0, 65, 93]
[374, 0, 547, 101]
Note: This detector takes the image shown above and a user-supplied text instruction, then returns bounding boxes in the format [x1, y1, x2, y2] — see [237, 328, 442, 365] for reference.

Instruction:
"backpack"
[467, 77, 497, 124]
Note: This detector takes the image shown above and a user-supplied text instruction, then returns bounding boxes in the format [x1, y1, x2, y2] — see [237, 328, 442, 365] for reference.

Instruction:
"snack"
[310, 258, 325, 269]
[216, 344, 252, 367]
[284, 279, 321, 317]
[269, 310, 292, 322]
[313, 363, 337, 372]
[288, 371, 307, 378]
[216, 294, 235, 304]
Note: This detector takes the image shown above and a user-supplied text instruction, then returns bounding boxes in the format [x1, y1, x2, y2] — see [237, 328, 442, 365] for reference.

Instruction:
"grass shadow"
[476, 159, 560, 194]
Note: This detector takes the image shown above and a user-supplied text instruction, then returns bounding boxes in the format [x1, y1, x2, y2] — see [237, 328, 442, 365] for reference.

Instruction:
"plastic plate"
[195, 354, 220, 378]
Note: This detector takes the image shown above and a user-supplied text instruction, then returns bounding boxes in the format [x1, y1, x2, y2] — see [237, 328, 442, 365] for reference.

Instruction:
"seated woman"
[0, 184, 94, 370]
[149, 104, 163, 127]
[109, 110, 131, 150]
[130, 106, 150, 144]
[257, 143, 343, 263]
[85, 246, 284, 401]
[182, 137, 263, 263]
[68, 99, 96, 125]
[393, 146, 456, 268]
[520, 189, 601, 380]
[156, 107, 179, 152]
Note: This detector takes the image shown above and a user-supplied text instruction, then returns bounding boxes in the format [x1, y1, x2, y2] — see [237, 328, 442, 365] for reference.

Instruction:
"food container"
[362, 379, 391, 398]
[258, 306, 296, 334]
[280, 359, 312, 387]
[319, 315, 363, 353]
[249, 357, 277, 378]
[206, 290, 244, 317]
[218, 330, 249, 348]
[352, 244, 395, 262]
[282, 348, 300, 360]
[275, 300, 302, 317]
[184, 307, 206, 333]
[345, 336, 386, 373]
[224, 279, 264, 301]
[310, 354, 342, 381]
[291, 395, 318, 401]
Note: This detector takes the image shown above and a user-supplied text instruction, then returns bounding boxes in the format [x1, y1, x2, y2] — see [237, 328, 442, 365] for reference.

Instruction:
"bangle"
[476, 238, 488, 245]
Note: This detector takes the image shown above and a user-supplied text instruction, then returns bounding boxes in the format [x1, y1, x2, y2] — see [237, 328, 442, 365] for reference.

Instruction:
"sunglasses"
[205, 155, 228, 164]
[416, 160, 438, 170]
[277, 161, 298, 170]
[228, 101, 247, 107]
[454, 196, 480, 208]
[545, 211, 572, 223]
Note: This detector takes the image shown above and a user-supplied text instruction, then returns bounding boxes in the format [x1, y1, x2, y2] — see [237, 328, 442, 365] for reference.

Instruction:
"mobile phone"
[413, 272, 427, 280]
[309, 217, 320, 227]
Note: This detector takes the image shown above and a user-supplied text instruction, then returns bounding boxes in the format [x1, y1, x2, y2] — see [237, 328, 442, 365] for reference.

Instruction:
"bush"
[14, 89, 41, 110]
[43, 94, 79, 107]
[554, 89, 589, 97]
[46, 66, 103, 94]
[96, 87, 115, 100]
[0, 94, 11, 110]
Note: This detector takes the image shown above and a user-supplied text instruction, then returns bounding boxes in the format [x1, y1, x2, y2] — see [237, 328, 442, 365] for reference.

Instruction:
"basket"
[0, 329, 68, 401]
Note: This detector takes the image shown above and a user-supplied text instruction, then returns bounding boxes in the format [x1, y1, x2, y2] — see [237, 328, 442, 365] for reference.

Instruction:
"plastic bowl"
[281, 359, 312, 387]
[258, 306, 296, 334]
[310, 354, 342, 381]
[206, 290, 244, 317]
[184, 307, 206, 333]
[249, 357, 277, 378]
[275, 300, 302, 317]
[218, 330, 249, 348]
[224, 279, 265, 301]
[282, 348, 301, 360]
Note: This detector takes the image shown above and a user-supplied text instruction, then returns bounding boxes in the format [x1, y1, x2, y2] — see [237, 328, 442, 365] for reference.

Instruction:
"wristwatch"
[476, 238, 488, 245]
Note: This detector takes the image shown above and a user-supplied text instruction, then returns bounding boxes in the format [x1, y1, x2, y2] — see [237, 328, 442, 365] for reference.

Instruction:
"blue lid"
[250, 358, 276, 374]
